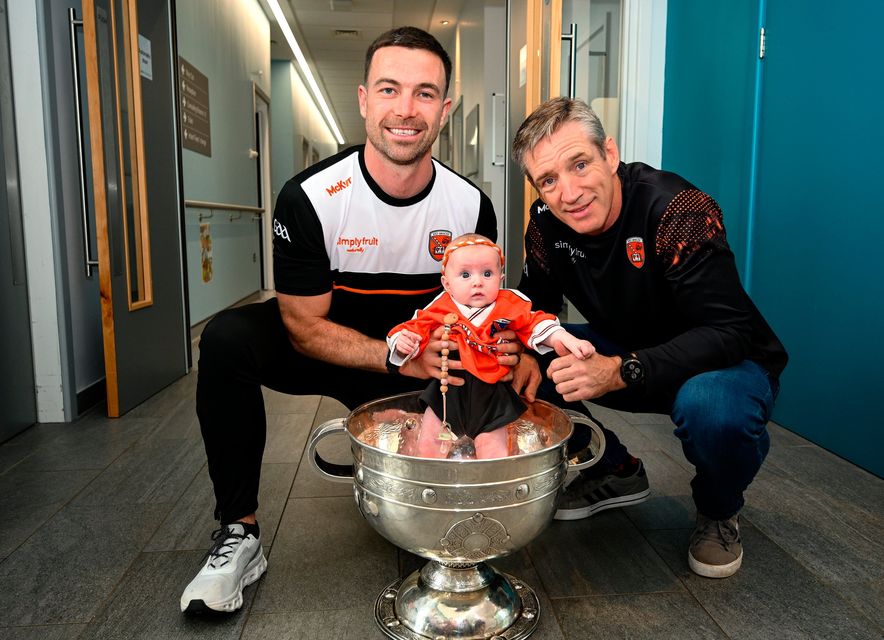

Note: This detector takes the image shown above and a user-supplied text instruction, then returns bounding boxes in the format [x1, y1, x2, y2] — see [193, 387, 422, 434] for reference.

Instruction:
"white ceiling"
[269, 0, 467, 147]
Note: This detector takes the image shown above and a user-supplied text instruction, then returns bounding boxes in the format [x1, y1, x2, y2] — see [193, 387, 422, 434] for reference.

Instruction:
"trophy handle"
[563, 411, 606, 471]
[308, 418, 354, 482]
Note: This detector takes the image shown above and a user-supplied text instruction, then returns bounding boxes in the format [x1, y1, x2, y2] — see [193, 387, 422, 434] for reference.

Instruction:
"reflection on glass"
[561, 0, 622, 145]
[464, 104, 479, 177]
[439, 120, 451, 165]
[450, 99, 463, 173]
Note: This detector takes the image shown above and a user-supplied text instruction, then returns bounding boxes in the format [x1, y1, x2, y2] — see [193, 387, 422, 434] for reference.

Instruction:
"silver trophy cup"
[309, 392, 605, 640]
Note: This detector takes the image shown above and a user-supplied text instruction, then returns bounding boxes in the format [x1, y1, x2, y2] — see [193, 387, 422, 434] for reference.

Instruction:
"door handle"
[561, 23, 577, 99]
[68, 7, 98, 278]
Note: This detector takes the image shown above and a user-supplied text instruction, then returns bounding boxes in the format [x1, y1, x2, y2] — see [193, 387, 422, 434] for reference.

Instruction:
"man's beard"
[368, 118, 437, 166]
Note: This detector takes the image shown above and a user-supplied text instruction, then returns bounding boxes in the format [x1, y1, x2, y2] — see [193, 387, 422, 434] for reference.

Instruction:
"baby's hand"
[395, 330, 422, 357]
[570, 339, 595, 359]
[555, 332, 595, 360]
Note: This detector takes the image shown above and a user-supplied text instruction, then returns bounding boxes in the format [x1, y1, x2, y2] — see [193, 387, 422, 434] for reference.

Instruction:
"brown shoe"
[688, 513, 743, 578]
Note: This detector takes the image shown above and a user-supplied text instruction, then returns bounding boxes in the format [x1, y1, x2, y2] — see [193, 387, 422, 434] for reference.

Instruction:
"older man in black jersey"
[513, 97, 787, 578]
[180, 27, 519, 614]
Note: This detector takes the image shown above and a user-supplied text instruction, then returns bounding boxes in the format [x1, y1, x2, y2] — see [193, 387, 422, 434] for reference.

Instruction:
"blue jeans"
[537, 323, 778, 520]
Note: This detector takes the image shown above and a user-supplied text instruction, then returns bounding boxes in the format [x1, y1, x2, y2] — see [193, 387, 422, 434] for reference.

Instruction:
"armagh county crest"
[626, 236, 645, 269]
[428, 230, 452, 262]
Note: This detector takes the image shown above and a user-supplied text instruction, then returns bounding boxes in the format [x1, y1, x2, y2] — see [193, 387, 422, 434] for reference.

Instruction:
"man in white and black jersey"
[181, 27, 519, 614]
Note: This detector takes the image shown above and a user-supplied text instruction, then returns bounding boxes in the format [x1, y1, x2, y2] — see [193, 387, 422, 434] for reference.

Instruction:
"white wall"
[269, 60, 339, 198]
[176, 0, 271, 324]
[8, 1, 65, 421]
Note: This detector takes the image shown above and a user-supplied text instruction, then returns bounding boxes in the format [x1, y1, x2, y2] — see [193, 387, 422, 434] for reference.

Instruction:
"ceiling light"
[440, 20, 450, 25]
[265, 0, 346, 145]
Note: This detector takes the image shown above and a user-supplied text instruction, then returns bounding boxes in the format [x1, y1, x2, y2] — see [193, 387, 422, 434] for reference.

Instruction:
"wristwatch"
[385, 355, 401, 376]
[620, 353, 645, 386]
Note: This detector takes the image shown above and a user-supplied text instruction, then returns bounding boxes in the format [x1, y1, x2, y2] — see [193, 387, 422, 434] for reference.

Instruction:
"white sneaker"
[180, 523, 267, 613]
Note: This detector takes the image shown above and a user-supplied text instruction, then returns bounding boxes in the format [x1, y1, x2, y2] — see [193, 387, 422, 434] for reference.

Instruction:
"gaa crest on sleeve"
[626, 236, 645, 269]
[428, 230, 452, 262]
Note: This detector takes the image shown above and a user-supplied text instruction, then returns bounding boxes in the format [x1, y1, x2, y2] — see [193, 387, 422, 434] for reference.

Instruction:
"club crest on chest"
[626, 236, 645, 269]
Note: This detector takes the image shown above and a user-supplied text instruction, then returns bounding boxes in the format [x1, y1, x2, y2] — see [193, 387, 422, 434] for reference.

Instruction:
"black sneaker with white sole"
[555, 457, 651, 520]
[180, 523, 267, 613]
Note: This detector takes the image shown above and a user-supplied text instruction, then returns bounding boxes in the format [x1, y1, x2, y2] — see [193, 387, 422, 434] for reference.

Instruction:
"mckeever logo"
[337, 235, 379, 253]
[273, 219, 291, 242]
[326, 176, 352, 197]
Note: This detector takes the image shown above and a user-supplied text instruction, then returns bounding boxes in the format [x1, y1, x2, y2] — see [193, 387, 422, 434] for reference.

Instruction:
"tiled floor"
[1, 335, 882, 639]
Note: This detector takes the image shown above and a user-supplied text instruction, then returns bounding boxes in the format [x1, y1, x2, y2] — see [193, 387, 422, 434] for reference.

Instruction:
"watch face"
[621, 358, 644, 385]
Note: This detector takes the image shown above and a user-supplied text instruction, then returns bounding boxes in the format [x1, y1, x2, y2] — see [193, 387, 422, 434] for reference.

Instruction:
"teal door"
[751, 1, 884, 475]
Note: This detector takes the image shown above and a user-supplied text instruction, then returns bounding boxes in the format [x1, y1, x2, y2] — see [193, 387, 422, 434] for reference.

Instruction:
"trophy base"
[375, 561, 540, 640]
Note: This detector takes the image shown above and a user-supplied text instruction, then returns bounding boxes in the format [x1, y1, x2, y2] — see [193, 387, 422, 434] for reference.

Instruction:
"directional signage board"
[178, 57, 211, 156]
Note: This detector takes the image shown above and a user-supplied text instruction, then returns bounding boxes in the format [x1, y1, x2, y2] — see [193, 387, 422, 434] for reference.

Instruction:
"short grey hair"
[512, 97, 607, 182]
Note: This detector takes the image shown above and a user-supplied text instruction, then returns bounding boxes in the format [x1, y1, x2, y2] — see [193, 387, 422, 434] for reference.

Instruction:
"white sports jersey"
[272, 146, 496, 339]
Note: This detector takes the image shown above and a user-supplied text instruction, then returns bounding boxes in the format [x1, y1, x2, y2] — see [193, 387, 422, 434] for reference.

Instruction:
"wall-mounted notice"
[178, 57, 211, 156]
[138, 35, 152, 80]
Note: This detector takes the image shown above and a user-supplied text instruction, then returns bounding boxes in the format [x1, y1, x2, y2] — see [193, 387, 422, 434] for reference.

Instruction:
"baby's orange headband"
[441, 236, 505, 271]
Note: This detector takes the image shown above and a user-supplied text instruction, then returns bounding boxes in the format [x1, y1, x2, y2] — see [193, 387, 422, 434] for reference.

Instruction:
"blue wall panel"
[663, 1, 883, 476]
[751, 0, 884, 476]
[661, 0, 758, 277]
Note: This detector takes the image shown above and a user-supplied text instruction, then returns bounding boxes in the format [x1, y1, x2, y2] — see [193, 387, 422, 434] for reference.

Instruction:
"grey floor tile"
[622, 449, 695, 531]
[526, 510, 682, 598]
[0, 502, 169, 626]
[144, 393, 201, 441]
[630, 422, 695, 474]
[767, 420, 813, 447]
[72, 437, 205, 507]
[580, 404, 655, 453]
[743, 466, 884, 584]
[263, 413, 314, 464]
[552, 592, 727, 640]
[15, 416, 160, 472]
[617, 411, 676, 427]
[145, 462, 297, 552]
[251, 496, 398, 613]
[126, 373, 197, 421]
[241, 609, 384, 640]
[495, 552, 567, 640]
[645, 526, 883, 639]
[79, 550, 256, 640]
[0, 624, 88, 640]
[290, 399, 356, 498]
[143, 465, 216, 552]
[764, 442, 884, 524]
[831, 578, 884, 630]
[262, 389, 322, 416]
[0, 442, 35, 475]
[0, 467, 99, 560]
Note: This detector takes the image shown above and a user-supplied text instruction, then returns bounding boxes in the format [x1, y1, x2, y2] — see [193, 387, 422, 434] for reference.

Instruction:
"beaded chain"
[439, 312, 458, 429]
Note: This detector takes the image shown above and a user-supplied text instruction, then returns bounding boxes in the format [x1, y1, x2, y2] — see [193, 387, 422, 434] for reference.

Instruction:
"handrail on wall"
[184, 199, 264, 222]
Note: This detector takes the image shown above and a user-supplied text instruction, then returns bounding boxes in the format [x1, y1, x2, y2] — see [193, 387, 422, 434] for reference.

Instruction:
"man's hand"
[399, 326, 465, 386]
[547, 344, 625, 402]
[493, 329, 524, 371]
[510, 353, 542, 402]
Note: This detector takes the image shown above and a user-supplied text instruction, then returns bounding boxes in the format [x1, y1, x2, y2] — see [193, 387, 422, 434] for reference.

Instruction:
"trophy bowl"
[308, 391, 604, 640]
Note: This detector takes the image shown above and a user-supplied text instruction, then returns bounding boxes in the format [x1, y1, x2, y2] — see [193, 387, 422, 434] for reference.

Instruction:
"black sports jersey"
[518, 161, 787, 399]
[272, 146, 497, 340]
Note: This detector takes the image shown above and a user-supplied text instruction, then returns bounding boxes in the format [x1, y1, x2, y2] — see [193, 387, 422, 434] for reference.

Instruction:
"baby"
[387, 234, 594, 459]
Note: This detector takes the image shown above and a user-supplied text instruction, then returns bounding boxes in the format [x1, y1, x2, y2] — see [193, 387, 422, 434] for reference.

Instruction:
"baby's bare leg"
[416, 407, 449, 458]
[475, 427, 510, 459]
